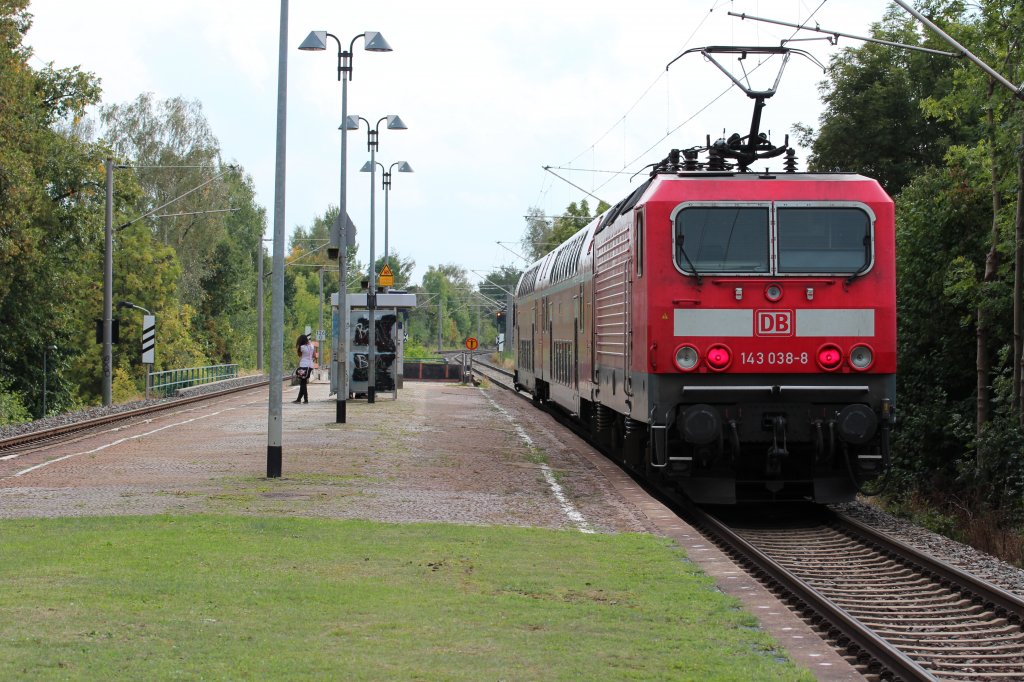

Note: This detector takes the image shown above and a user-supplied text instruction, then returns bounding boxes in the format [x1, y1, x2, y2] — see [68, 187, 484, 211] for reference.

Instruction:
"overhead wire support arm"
[495, 241, 531, 263]
[116, 167, 236, 231]
[728, 11, 963, 58]
[541, 166, 610, 206]
[889, 0, 1024, 101]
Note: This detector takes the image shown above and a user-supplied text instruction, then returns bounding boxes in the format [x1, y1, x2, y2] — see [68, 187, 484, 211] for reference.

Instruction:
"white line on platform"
[13, 408, 236, 477]
[480, 389, 594, 534]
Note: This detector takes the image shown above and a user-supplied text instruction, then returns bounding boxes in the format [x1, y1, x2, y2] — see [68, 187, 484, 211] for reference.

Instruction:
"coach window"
[673, 205, 770, 274]
[776, 206, 871, 274]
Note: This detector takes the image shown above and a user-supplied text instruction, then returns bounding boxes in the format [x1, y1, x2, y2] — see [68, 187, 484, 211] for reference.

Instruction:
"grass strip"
[0, 515, 811, 681]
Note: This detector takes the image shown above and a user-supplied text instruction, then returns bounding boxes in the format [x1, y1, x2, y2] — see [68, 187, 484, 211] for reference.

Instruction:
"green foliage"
[520, 200, 606, 262]
[0, 376, 30, 425]
[892, 158, 991, 496]
[833, 1, 1024, 531]
[402, 339, 433, 360]
[111, 365, 142, 404]
[0, 0, 104, 416]
[802, 3, 974, 194]
[479, 264, 521, 303]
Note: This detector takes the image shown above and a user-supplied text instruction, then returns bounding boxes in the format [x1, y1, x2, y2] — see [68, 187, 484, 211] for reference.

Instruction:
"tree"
[100, 94, 231, 308]
[521, 206, 553, 262]
[798, 3, 973, 196]
[478, 265, 522, 302]
[408, 264, 474, 350]
[520, 200, 608, 262]
[0, 0, 104, 418]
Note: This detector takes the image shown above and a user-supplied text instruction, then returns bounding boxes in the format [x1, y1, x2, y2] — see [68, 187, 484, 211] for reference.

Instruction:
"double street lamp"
[299, 29, 392, 424]
[348, 114, 407, 403]
[360, 159, 414, 271]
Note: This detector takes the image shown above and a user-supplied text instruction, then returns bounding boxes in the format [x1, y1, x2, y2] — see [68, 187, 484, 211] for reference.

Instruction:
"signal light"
[706, 344, 732, 371]
[817, 344, 842, 371]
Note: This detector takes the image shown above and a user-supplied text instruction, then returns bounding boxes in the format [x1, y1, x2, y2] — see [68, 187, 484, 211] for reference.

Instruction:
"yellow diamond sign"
[378, 263, 394, 288]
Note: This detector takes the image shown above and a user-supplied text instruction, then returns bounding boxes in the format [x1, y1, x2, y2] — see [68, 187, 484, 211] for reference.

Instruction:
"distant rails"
[469, 357, 516, 392]
[0, 378, 269, 458]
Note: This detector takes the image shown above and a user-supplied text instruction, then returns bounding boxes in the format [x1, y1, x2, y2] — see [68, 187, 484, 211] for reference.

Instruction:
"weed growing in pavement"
[525, 446, 549, 465]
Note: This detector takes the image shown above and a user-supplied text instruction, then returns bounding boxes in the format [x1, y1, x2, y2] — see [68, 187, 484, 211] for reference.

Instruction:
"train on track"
[512, 47, 895, 504]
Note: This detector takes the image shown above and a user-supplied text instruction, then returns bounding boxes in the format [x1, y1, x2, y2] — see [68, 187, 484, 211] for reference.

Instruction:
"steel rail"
[678, 499, 939, 681]
[0, 378, 271, 453]
[834, 512, 1024, 623]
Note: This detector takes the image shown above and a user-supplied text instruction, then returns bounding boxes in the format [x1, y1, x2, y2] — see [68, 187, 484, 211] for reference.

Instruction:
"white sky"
[26, 0, 894, 286]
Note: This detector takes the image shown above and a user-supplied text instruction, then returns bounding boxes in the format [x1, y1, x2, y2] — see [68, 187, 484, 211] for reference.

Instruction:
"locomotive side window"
[776, 207, 870, 273]
[674, 206, 769, 273]
[635, 212, 644, 278]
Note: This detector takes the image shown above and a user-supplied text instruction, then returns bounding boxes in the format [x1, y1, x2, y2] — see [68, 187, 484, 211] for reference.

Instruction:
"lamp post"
[42, 344, 57, 418]
[349, 114, 407, 403]
[361, 160, 413, 278]
[299, 29, 392, 424]
[118, 300, 154, 398]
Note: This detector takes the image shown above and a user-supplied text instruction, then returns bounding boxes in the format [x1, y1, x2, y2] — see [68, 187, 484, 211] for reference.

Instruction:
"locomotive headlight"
[675, 345, 699, 371]
[706, 344, 732, 371]
[849, 345, 874, 370]
[765, 283, 783, 302]
[816, 344, 843, 371]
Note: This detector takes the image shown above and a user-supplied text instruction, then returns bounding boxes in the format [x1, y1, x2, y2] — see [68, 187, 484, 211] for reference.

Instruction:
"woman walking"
[294, 334, 315, 404]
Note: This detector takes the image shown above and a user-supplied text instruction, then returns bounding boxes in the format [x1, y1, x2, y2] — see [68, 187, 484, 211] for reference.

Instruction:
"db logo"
[756, 310, 794, 336]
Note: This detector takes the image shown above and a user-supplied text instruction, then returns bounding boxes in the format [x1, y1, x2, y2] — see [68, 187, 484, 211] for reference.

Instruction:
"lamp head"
[363, 32, 392, 52]
[344, 115, 361, 130]
[360, 161, 375, 172]
[298, 31, 328, 51]
[117, 300, 133, 310]
[385, 115, 408, 130]
[396, 161, 414, 173]
[47, 345, 57, 352]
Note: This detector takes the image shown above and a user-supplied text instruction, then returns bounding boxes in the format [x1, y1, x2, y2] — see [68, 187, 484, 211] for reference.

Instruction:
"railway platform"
[0, 378, 861, 680]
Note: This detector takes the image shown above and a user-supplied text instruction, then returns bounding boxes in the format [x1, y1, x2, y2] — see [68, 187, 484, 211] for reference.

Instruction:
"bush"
[0, 379, 31, 425]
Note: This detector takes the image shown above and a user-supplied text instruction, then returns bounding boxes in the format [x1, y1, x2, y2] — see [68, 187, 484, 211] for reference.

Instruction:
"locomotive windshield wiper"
[845, 234, 873, 286]
[677, 237, 703, 285]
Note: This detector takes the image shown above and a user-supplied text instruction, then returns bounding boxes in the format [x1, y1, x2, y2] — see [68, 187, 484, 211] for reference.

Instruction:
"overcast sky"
[26, 0, 894, 286]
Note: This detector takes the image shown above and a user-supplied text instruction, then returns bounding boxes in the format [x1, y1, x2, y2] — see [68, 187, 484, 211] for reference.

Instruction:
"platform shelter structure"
[331, 292, 416, 400]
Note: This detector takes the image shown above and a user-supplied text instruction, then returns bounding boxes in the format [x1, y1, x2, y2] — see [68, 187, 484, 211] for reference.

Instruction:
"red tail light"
[817, 344, 842, 371]
[706, 345, 732, 371]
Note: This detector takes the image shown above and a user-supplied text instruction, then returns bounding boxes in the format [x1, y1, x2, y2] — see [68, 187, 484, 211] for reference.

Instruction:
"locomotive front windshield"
[673, 204, 873, 276]
[777, 207, 870, 273]
[675, 206, 769, 273]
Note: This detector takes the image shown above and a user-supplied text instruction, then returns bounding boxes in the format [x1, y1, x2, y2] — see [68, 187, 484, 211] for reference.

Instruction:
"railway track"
[0, 377, 270, 458]
[685, 500, 1024, 681]
[470, 357, 1024, 681]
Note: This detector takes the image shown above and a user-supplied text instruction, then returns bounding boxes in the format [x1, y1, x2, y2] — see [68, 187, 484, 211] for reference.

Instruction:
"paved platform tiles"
[0, 378, 862, 679]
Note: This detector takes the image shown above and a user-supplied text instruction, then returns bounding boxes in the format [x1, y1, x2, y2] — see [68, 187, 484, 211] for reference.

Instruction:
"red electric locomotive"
[513, 47, 895, 504]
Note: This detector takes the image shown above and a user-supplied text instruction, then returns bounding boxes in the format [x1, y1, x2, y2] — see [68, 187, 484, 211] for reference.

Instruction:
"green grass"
[0, 516, 810, 681]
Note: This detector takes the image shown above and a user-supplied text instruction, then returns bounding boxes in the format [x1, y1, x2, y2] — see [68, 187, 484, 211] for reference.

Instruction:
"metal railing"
[149, 364, 239, 398]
